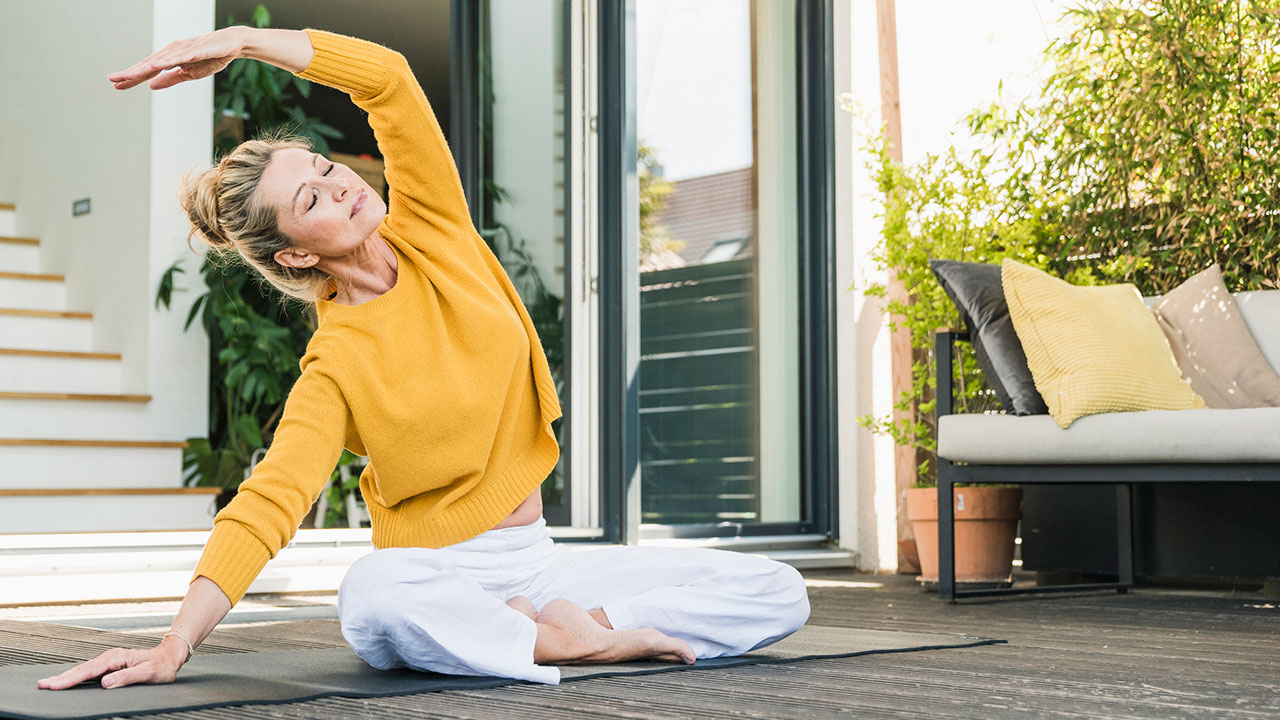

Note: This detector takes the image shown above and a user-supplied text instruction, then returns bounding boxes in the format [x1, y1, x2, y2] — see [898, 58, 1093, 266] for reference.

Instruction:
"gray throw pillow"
[929, 259, 1048, 416]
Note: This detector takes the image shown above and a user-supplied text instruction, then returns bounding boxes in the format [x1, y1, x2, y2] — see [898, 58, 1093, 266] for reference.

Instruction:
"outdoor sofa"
[932, 270, 1280, 601]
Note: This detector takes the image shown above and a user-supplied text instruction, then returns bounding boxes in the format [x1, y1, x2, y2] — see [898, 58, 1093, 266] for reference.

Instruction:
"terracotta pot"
[898, 538, 921, 574]
[907, 486, 1022, 584]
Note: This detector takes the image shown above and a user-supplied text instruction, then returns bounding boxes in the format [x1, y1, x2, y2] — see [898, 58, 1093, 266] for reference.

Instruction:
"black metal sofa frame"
[934, 329, 1280, 602]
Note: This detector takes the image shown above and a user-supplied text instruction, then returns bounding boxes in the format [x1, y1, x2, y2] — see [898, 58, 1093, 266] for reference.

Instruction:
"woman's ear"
[274, 247, 318, 269]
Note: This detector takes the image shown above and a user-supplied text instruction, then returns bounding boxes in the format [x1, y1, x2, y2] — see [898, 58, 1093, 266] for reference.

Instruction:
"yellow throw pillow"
[1001, 259, 1205, 428]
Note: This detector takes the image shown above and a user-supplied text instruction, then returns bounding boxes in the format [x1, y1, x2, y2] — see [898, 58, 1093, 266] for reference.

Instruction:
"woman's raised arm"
[112, 26, 476, 250]
[108, 27, 312, 90]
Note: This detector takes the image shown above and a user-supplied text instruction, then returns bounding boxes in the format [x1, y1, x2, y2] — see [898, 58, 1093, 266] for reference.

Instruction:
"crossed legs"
[338, 540, 809, 684]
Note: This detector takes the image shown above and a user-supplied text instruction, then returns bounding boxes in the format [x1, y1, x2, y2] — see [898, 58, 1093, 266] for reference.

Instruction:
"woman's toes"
[635, 629, 696, 664]
[506, 595, 538, 622]
[675, 639, 696, 664]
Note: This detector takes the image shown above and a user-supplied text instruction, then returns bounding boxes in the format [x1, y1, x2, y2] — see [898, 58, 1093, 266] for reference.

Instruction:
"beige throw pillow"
[1152, 264, 1280, 408]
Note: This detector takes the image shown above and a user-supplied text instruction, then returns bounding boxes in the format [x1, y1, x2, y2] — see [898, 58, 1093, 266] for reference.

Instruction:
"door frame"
[452, 0, 838, 545]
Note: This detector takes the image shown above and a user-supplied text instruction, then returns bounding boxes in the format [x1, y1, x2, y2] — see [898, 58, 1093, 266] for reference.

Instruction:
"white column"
[835, 0, 899, 570]
[144, 0, 213, 442]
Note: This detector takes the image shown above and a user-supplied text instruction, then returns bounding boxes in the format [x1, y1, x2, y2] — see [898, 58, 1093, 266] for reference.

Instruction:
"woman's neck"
[327, 231, 398, 305]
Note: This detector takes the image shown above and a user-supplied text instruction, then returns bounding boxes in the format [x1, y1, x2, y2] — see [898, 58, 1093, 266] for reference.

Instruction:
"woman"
[38, 25, 809, 690]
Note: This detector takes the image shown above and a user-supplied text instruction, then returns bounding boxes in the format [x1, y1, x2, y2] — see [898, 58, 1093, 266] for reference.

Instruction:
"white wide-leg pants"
[337, 517, 810, 685]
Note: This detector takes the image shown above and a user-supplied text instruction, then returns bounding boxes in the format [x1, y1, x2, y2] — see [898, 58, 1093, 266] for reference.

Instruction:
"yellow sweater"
[192, 29, 563, 605]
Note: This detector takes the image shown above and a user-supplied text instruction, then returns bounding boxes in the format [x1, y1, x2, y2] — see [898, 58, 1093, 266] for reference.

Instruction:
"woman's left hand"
[108, 27, 246, 91]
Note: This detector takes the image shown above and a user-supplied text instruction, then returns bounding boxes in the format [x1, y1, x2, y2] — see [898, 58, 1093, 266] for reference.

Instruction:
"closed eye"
[307, 164, 337, 211]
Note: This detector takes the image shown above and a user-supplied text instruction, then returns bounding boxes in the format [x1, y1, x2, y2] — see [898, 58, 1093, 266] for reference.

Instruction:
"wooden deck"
[1, 570, 1277, 719]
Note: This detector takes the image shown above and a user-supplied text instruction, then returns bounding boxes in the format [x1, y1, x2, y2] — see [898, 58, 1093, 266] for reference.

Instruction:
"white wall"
[835, 0, 1063, 570]
[0, 0, 152, 361]
[0, 0, 211, 442]
[835, 0, 899, 571]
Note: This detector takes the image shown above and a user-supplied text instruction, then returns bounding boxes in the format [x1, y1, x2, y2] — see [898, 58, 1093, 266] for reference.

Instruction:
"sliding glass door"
[462, 0, 834, 542]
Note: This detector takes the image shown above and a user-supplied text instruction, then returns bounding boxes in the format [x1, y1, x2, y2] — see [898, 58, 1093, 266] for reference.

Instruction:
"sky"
[636, 0, 754, 182]
[634, 0, 1067, 180]
[890, 0, 1064, 165]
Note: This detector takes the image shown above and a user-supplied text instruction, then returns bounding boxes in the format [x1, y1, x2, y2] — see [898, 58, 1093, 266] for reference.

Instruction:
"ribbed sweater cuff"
[297, 29, 392, 99]
[192, 521, 273, 606]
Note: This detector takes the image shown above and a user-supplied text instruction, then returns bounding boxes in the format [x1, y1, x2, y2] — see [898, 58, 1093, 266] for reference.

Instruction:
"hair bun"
[179, 166, 235, 251]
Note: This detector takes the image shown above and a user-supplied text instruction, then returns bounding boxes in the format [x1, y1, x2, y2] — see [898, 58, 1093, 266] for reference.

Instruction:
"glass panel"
[477, 0, 573, 526]
[636, 0, 802, 526]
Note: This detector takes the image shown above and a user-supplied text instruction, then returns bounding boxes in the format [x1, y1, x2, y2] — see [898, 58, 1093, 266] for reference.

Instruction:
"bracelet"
[164, 629, 195, 664]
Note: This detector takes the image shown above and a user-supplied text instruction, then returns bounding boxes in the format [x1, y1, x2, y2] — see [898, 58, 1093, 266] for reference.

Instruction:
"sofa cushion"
[938, 408, 1280, 464]
[1001, 259, 1205, 428]
[1152, 265, 1280, 408]
[929, 259, 1047, 415]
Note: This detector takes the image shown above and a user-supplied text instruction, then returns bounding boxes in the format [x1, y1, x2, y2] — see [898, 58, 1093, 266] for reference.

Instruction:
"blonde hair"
[179, 130, 335, 305]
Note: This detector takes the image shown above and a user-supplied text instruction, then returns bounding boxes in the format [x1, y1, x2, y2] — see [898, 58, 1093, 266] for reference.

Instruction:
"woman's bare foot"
[506, 596, 538, 622]
[534, 598, 695, 665]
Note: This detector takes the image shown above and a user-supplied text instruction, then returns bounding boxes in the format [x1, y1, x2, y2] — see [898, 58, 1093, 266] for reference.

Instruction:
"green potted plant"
[157, 253, 314, 506]
[853, 125, 1037, 586]
[155, 4, 347, 508]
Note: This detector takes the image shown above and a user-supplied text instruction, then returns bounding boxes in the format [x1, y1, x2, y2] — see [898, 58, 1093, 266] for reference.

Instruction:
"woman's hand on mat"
[36, 641, 188, 690]
[108, 27, 245, 91]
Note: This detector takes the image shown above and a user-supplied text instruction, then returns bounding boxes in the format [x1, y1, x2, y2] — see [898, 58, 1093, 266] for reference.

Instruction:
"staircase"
[0, 201, 218, 535]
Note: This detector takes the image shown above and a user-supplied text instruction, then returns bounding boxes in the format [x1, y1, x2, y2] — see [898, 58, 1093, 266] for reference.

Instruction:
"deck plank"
[2, 571, 1276, 719]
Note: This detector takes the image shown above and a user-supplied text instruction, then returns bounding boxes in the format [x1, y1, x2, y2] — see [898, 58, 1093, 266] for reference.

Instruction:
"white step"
[0, 528, 375, 604]
[0, 240, 38, 273]
[0, 310, 94, 351]
[0, 274, 66, 311]
[0, 442, 184, 489]
[0, 351, 121, 393]
[0, 208, 14, 236]
[0, 396, 153, 437]
[0, 490, 218, 533]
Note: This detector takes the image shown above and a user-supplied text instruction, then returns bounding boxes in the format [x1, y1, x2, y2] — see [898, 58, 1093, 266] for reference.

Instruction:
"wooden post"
[876, 0, 920, 574]
[876, 0, 904, 164]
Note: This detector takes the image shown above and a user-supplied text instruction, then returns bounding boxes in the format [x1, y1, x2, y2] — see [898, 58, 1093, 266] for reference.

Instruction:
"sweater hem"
[369, 422, 561, 550]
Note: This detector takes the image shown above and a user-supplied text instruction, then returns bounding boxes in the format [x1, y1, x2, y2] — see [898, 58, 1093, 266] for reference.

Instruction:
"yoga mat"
[0, 626, 1004, 720]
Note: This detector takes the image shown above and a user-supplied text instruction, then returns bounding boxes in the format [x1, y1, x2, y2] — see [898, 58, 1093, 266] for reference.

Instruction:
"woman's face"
[257, 147, 387, 269]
